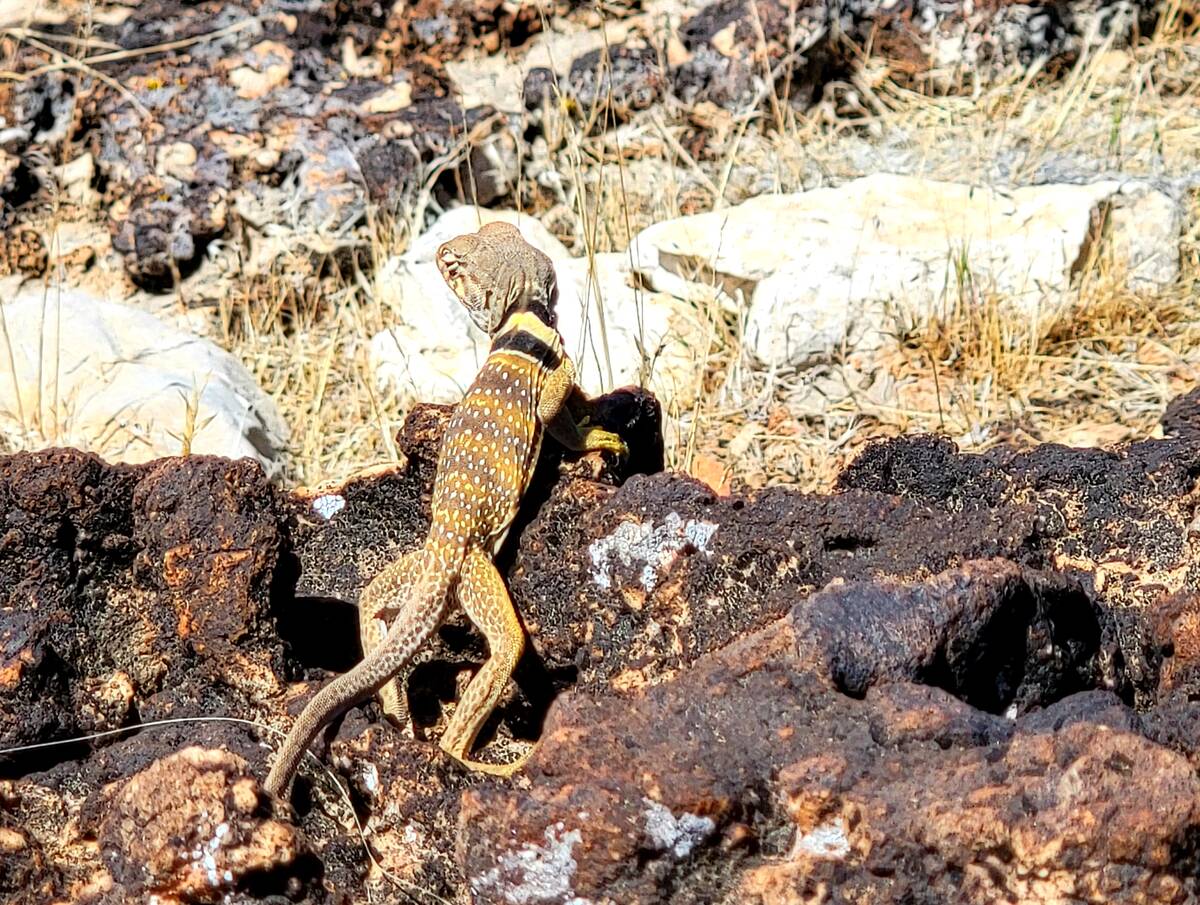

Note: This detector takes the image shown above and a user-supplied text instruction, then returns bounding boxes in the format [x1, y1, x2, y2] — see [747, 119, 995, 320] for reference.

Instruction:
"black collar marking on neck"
[492, 325, 561, 370]
[518, 299, 555, 329]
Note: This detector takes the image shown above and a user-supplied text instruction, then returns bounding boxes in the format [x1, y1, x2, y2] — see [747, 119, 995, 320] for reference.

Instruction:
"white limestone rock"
[557, 252, 707, 408]
[0, 287, 289, 474]
[629, 173, 1182, 368]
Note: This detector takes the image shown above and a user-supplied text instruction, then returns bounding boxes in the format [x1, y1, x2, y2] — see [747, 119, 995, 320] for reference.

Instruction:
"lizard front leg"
[541, 355, 628, 458]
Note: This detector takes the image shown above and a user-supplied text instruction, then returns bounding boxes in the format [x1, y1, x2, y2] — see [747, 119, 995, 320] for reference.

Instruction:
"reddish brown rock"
[0, 721, 312, 904]
[463, 615, 1200, 903]
[507, 470, 1040, 696]
[92, 746, 300, 902]
[3, 388, 1200, 902]
[838, 433, 1200, 707]
[1148, 590, 1200, 705]
[0, 448, 284, 751]
[791, 559, 1099, 713]
[319, 720, 490, 902]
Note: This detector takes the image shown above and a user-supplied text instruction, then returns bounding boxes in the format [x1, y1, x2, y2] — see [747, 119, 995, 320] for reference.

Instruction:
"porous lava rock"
[0, 0, 1174, 295]
[2, 385, 1200, 902]
[0, 450, 285, 754]
[669, 0, 1162, 112]
[463, 622, 1200, 903]
[1, 1, 533, 288]
[566, 44, 666, 124]
[1163, 387, 1200, 440]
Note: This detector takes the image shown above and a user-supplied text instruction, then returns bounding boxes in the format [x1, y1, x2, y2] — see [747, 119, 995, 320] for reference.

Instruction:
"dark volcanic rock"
[0, 450, 303, 900]
[509, 470, 1039, 694]
[1163, 387, 1200, 440]
[672, 0, 1162, 112]
[3, 387, 1200, 902]
[566, 45, 666, 124]
[674, 0, 827, 111]
[3, 723, 310, 904]
[791, 559, 1100, 712]
[293, 397, 1196, 713]
[837, 432, 1200, 706]
[0, 450, 284, 753]
[110, 176, 230, 290]
[0, 1, 524, 289]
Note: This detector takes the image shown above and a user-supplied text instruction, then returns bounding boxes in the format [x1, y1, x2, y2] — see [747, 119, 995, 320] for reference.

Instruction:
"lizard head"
[436, 221, 558, 336]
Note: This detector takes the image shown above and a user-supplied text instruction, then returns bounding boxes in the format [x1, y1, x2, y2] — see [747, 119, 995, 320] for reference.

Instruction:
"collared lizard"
[264, 221, 627, 797]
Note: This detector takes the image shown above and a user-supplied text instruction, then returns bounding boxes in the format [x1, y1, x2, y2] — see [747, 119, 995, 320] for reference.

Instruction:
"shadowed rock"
[1163, 387, 1200, 440]
[791, 559, 1099, 712]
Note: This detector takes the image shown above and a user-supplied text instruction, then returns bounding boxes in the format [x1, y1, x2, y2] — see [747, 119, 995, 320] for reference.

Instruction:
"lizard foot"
[443, 741, 536, 777]
[579, 426, 629, 461]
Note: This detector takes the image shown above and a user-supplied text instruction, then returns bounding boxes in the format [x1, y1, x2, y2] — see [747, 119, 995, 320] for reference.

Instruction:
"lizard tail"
[264, 541, 464, 798]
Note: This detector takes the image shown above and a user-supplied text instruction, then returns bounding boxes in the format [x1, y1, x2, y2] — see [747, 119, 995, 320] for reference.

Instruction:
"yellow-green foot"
[581, 427, 629, 460]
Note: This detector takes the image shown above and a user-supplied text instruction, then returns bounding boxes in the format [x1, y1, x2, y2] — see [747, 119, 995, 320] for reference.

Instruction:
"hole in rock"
[823, 534, 876, 553]
[0, 736, 92, 781]
[239, 849, 324, 901]
[273, 595, 360, 674]
[405, 622, 575, 745]
[3, 159, 41, 209]
[917, 579, 1102, 716]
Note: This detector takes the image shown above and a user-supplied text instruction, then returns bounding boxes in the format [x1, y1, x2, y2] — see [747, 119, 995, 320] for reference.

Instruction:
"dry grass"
[214, 218, 410, 486]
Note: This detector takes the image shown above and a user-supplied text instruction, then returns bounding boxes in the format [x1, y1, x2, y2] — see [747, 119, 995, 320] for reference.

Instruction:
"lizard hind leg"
[438, 548, 531, 777]
[358, 549, 423, 727]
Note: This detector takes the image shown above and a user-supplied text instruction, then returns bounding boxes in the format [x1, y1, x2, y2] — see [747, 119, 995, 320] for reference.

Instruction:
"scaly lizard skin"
[264, 221, 627, 797]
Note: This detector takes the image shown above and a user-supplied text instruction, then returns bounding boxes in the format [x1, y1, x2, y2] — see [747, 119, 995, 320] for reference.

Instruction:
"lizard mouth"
[436, 247, 459, 274]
